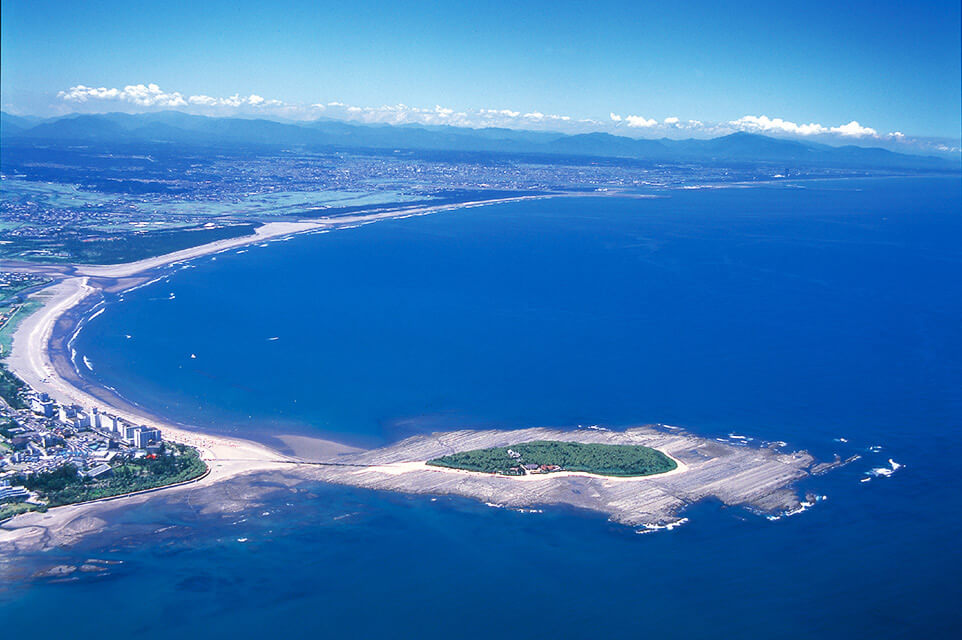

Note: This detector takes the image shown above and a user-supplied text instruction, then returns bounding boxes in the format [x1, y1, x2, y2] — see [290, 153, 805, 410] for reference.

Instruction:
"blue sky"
[2, 0, 960, 145]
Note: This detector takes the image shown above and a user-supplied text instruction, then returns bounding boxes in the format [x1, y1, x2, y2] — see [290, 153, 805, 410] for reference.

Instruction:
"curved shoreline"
[0, 197, 574, 520]
[0, 193, 819, 542]
[4, 273, 296, 487]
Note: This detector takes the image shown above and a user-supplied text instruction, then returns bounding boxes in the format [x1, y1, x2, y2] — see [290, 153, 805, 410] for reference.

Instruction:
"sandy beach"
[4, 272, 294, 484]
[75, 221, 324, 278]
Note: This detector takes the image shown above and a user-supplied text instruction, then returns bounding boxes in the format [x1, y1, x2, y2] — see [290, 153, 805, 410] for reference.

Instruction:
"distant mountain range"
[1, 111, 956, 170]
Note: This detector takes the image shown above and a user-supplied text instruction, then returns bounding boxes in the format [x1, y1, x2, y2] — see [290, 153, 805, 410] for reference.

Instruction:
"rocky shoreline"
[300, 425, 814, 528]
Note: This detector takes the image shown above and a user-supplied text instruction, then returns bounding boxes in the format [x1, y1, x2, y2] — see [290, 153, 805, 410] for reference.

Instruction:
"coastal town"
[0, 379, 195, 520]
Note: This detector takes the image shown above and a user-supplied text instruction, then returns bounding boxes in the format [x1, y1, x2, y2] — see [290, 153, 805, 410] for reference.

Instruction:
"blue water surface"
[73, 177, 962, 453]
[3, 176, 960, 636]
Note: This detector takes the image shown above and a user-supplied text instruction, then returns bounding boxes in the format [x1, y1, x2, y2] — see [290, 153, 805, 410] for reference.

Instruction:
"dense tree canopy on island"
[427, 440, 677, 477]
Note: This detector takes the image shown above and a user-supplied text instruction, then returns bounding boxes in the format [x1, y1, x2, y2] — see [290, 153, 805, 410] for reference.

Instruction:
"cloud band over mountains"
[54, 83, 955, 153]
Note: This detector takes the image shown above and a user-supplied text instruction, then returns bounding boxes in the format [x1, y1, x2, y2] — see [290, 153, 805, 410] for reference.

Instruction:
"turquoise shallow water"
[3, 176, 960, 636]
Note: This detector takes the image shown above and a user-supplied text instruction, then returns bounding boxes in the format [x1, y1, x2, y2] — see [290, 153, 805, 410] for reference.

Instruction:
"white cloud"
[730, 115, 881, 139]
[58, 83, 285, 111]
[54, 82, 938, 150]
[188, 95, 218, 106]
[59, 83, 188, 108]
[829, 120, 877, 137]
[729, 114, 828, 136]
[625, 115, 657, 128]
[522, 111, 570, 122]
[480, 108, 521, 118]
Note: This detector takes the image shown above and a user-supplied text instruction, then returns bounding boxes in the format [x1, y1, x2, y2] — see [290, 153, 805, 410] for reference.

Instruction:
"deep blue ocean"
[3, 176, 961, 636]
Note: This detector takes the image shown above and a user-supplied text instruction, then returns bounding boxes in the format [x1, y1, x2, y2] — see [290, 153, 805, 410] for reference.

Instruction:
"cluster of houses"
[0, 392, 165, 510]
[505, 449, 562, 475]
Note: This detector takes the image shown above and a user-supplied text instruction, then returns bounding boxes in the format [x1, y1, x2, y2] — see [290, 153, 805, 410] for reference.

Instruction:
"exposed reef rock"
[303, 425, 815, 527]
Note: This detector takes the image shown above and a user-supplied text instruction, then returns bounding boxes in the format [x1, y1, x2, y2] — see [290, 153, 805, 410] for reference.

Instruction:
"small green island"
[426, 440, 677, 477]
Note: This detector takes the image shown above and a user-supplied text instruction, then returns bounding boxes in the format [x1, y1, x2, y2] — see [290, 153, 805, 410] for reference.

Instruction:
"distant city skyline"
[2, 0, 960, 151]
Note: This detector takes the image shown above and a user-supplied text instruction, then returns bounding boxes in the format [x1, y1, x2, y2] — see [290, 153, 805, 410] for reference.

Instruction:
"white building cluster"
[30, 393, 164, 449]
[0, 391, 168, 503]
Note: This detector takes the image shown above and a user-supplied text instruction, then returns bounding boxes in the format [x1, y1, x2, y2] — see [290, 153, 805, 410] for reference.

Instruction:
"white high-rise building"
[133, 427, 162, 449]
[31, 396, 54, 417]
[121, 424, 140, 443]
